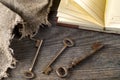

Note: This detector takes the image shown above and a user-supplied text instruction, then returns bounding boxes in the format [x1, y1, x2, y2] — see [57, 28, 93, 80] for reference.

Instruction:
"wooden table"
[3, 11, 120, 80]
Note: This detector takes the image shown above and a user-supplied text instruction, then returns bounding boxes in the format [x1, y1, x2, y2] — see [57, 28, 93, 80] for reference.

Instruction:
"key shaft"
[70, 42, 104, 68]
[48, 45, 67, 68]
[29, 40, 43, 71]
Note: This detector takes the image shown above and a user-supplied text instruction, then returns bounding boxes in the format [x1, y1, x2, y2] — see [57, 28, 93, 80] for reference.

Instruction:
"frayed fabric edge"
[0, 2, 23, 79]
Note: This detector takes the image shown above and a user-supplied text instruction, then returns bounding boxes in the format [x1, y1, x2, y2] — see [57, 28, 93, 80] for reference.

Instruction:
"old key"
[56, 42, 104, 78]
[42, 38, 74, 75]
[24, 39, 43, 79]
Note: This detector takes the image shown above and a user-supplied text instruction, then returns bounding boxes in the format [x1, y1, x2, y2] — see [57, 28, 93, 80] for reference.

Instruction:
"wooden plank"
[3, 23, 120, 80]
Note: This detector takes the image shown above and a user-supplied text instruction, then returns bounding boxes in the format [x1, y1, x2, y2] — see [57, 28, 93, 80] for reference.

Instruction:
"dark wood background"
[3, 0, 120, 80]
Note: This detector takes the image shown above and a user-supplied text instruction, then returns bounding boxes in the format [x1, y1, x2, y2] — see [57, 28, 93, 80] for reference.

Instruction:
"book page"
[58, 12, 102, 27]
[57, 0, 102, 26]
[67, 0, 90, 16]
[105, 0, 120, 32]
[74, 0, 106, 27]
[57, 17, 103, 30]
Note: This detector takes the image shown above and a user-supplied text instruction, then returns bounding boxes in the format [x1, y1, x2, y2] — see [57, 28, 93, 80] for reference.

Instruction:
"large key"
[42, 38, 74, 75]
[56, 42, 104, 78]
[24, 39, 43, 79]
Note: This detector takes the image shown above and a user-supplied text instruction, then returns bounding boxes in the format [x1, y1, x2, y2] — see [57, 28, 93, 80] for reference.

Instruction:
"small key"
[42, 38, 74, 75]
[24, 39, 43, 79]
[56, 42, 104, 78]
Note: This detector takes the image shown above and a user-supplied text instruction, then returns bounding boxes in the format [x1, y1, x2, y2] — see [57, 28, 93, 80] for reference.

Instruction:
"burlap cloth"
[0, 0, 52, 79]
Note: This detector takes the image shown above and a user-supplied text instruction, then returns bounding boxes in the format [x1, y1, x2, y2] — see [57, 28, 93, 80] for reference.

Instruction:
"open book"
[57, 0, 120, 34]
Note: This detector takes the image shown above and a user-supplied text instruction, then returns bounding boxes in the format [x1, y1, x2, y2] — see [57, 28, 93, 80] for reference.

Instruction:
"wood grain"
[3, 22, 120, 80]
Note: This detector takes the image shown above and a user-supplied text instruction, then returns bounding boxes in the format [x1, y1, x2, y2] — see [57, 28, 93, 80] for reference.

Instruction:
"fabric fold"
[0, 0, 53, 38]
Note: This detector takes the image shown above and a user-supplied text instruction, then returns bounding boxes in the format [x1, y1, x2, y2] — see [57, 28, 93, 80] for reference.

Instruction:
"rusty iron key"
[42, 38, 74, 75]
[24, 39, 43, 79]
[56, 42, 104, 78]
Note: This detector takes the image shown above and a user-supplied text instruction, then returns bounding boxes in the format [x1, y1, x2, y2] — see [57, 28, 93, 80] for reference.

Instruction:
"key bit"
[43, 67, 52, 75]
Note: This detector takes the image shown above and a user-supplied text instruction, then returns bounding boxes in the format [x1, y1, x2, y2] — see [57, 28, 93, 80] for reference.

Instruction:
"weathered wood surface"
[3, 21, 120, 80]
